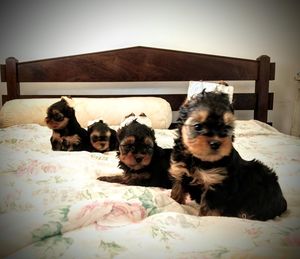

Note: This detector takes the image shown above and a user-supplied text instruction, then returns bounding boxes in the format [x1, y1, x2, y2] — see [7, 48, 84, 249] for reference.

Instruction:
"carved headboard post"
[254, 55, 271, 123]
[5, 57, 20, 101]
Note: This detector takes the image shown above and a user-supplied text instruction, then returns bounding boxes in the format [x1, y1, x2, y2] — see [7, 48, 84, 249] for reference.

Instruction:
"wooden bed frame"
[1, 46, 275, 123]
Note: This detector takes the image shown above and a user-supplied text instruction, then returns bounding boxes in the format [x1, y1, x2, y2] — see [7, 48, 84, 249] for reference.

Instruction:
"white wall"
[0, 0, 299, 134]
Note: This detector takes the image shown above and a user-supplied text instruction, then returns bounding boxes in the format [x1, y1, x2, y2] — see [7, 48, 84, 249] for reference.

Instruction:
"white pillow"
[0, 97, 172, 129]
[188, 81, 234, 103]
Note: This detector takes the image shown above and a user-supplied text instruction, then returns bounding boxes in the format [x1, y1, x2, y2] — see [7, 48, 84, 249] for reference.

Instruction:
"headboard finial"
[254, 55, 271, 122]
[5, 57, 20, 101]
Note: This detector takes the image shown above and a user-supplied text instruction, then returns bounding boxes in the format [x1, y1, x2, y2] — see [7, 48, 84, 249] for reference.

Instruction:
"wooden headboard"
[0, 46, 275, 123]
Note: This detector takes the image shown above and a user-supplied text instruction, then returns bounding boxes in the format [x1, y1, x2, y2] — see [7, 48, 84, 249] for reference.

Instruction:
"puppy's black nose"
[209, 140, 221, 150]
[135, 157, 143, 163]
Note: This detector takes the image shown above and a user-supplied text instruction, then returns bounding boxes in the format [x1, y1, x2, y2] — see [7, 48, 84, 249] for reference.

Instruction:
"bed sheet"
[0, 120, 300, 258]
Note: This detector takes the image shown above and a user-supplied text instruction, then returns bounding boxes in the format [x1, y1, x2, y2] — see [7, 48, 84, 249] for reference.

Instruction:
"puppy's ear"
[150, 127, 156, 141]
[218, 80, 228, 86]
[178, 98, 190, 123]
[116, 127, 124, 142]
[61, 96, 75, 108]
[181, 97, 190, 107]
[229, 103, 234, 113]
[199, 89, 208, 99]
[125, 113, 135, 119]
[87, 124, 93, 131]
[109, 128, 119, 150]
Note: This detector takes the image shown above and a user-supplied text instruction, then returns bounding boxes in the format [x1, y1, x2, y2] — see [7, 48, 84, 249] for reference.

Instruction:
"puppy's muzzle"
[209, 140, 221, 150]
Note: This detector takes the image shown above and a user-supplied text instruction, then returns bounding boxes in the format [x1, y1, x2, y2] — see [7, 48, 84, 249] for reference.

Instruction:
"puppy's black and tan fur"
[88, 120, 118, 152]
[98, 120, 172, 188]
[170, 91, 287, 220]
[45, 97, 89, 151]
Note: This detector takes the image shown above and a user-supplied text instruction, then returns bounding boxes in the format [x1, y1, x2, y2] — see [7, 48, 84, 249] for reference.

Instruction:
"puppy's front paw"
[171, 191, 186, 204]
[97, 176, 111, 181]
[97, 175, 126, 184]
[171, 182, 187, 204]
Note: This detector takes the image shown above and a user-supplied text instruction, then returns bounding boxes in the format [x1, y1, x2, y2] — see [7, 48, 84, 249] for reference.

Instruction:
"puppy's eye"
[53, 114, 64, 122]
[91, 136, 98, 142]
[193, 123, 208, 134]
[194, 123, 203, 131]
[120, 144, 153, 155]
[91, 136, 108, 142]
[141, 145, 154, 155]
[218, 126, 233, 137]
[120, 144, 135, 154]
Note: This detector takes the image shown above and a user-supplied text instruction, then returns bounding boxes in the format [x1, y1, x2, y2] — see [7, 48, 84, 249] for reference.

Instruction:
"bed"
[0, 46, 299, 258]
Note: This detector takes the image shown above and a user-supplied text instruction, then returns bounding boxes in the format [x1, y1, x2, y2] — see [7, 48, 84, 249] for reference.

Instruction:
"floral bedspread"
[0, 120, 300, 258]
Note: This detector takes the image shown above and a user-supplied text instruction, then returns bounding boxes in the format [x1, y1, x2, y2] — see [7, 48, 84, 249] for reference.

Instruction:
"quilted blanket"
[0, 120, 300, 258]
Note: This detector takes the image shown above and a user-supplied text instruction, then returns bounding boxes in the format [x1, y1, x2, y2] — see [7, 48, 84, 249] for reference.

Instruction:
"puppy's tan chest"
[191, 167, 227, 189]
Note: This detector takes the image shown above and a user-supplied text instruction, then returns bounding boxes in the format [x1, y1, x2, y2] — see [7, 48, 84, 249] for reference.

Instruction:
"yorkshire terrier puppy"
[98, 120, 172, 188]
[169, 91, 287, 221]
[87, 120, 118, 152]
[45, 97, 89, 151]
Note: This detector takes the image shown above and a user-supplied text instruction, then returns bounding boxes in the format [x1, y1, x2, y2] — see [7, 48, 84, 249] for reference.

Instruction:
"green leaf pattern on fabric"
[33, 235, 74, 258]
[44, 206, 71, 222]
[99, 240, 126, 258]
[32, 221, 63, 242]
[123, 188, 159, 216]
